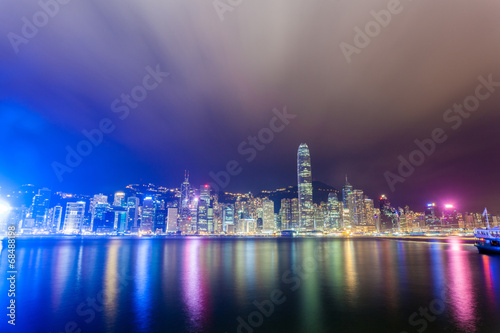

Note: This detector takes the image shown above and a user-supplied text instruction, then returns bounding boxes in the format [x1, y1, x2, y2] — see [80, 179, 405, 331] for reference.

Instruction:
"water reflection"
[182, 239, 210, 332]
[133, 240, 153, 332]
[447, 241, 478, 331]
[104, 240, 120, 328]
[481, 255, 498, 309]
[3, 238, 500, 333]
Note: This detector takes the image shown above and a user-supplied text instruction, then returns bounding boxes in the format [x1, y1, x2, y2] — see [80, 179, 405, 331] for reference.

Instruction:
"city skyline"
[1, 143, 496, 236]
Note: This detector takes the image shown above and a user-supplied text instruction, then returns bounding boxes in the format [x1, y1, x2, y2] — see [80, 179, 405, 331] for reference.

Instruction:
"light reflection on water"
[1, 237, 499, 333]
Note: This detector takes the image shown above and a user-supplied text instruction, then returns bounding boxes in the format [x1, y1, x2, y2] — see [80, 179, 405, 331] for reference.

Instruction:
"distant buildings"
[0, 144, 494, 236]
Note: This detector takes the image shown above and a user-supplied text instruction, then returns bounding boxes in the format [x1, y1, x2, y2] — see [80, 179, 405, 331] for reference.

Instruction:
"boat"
[281, 230, 298, 237]
[474, 208, 500, 254]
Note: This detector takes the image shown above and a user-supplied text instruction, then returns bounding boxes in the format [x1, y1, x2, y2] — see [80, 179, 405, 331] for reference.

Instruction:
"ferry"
[281, 230, 298, 237]
[474, 208, 500, 254]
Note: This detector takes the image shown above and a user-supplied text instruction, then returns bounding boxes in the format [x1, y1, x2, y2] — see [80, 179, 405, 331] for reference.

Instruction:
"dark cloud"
[1, 0, 500, 212]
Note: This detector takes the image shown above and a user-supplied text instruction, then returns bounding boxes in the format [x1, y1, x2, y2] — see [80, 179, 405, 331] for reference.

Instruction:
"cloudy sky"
[1, 0, 500, 212]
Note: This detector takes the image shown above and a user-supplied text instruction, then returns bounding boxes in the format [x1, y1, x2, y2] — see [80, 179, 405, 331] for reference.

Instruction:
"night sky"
[1, 0, 500, 212]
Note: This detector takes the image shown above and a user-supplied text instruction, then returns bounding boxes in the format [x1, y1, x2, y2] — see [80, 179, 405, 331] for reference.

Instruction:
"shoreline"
[0, 234, 477, 244]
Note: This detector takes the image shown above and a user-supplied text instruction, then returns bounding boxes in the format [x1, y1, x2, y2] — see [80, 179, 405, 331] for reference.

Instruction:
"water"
[1, 237, 499, 333]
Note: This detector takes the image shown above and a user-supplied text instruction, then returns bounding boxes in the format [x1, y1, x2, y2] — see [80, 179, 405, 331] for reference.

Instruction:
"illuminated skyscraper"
[63, 201, 86, 234]
[51, 205, 63, 232]
[327, 193, 341, 230]
[222, 204, 235, 232]
[280, 199, 292, 230]
[200, 185, 211, 205]
[179, 171, 192, 224]
[197, 200, 208, 232]
[363, 198, 375, 227]
[342, 177, 354, 227]
[90, 194, 108, 215]
[353, 189, 364, 226]
[297, 143, 313, 230]
[263, 199, 275, 232]
[313, 203, 326, 230]
[113, 192, 126, 207]
[166, 208, 178, 232]
[291, 198, 299, 229]
[141, 197, 155, 234]
[31, 188, 51, 230]
[127, 197, 140, 231]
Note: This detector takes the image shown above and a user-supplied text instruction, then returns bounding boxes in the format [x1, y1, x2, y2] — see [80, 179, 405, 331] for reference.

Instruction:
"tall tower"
[342, 176, 354, 227]
[179, 171, 192, 224]
[262, 199, 275, 232]
[297, 143, 313, 230]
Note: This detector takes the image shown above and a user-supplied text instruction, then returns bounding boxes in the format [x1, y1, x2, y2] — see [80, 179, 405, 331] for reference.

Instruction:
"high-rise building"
[141, 197, 155, 234]
[189, 198, 199, 232]
[223, 205, 235, 232]
[179, 171, 192, 223]
[313, 203, 326, 230]
[63, 202, 86, 234]
[91, 202, 110, 232]
[50, 205, 63, 232]
[31, 188, 51, 230]
[127, 197, 140, 231]
[291, 198, 299, 229]
[342, 177, 354, 227]
[200, 185, 211, 205]
[113, 192, 126, 207]
[262, 199, 275, 232]
[207, 207, 214, 233]
[353, 189, 364, 226]
[166, 208, 178, 232]
[297, 143, 313, 230]
[114, 209, 128, 233]
[363, 198, 375, 227]
[90, 194, 108, 214]
[280, 199, 292, 230]
[197, 200, 208, 232]
[327, 193, 341, 230]
[154, 207, 167, 233]
[425, 203, 439, 228]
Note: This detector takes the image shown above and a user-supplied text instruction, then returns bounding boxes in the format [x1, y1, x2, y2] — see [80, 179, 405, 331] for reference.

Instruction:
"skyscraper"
[280, 199, 292, 230]
[222, 204, 235, 233]
[113, 192, 126, 207]
[327, 193, 341, 230]
[200, 185, 211, 205]
[342, 177, 354, 227]
[127, 197, 140, 231]
[179, 171, 192, 229]
[141, 197, 155, 234]
[197, 200, 208, 232]
[31, 188, 51, 231]
[291, 198, 299, 229]
[353, 189, 364, 226]
[63, 201, 86, 234]
[262, 199, 275, 232]
[297, 143, 313, 230]
[166, 208, 178, 232]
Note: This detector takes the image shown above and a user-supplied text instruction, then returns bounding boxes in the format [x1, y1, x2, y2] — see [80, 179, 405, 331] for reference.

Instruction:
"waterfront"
[1, 238, 499, 332]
